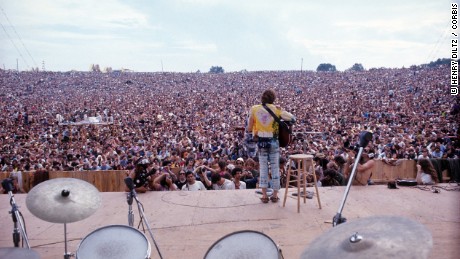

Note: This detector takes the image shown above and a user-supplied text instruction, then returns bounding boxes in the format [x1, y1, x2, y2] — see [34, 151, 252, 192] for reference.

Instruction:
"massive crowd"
[0, 64, 458, 191]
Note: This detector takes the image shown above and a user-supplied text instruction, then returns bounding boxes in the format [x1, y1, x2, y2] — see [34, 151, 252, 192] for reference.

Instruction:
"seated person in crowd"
[194, 165, 213, 189]
[211, 173, 235, 190]
[181, 171, 207, 191]
[216, 160, 232, 180]
[431, 146, 443, 158]
[321, 169, 343, 187]
[125, 162, 155, 193]
[152, 172, 177, 191]
[332, 155, 348, 185]
[306, 166, 323, 187]
[231, 167, 246, 189]
[175, 169, 187, 190]
[416, 159, 438, 185]
[348, 151, 375, 186]
[241, 158, 258, 189]
[1, 176, 25, 194]
[278, 157, 288, 188]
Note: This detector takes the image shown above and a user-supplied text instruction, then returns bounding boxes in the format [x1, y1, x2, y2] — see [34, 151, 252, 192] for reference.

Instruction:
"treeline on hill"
[78, 58, 457, 74]
[208, 58, 454, 74]
[424, 58, 457, 68]
[315, 58, 455, 72]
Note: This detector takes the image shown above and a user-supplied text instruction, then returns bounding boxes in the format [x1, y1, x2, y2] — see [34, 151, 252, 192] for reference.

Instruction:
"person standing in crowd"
[152, 171, 177, 191]
[181, 171, 207, 191]
[194, 165, 213, 189]
[175, 170, 187, 190]
[1, 175, 25, 194]
[211, 173, 235, 190]
[231, 167, 246, 189]
[125, 160, 154, 193]
[247, 89, 295, 203]
[418, 148, 431, 159]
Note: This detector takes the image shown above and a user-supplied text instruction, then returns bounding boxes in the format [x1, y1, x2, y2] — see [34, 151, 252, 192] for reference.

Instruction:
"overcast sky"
[0, 0, 456, 72]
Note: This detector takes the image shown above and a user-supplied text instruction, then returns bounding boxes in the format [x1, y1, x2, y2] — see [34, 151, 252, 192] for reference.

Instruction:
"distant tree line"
[316, 63, 365, 72]
[86, 58, 453, 74]
[424, 58, 456, 68]
[209, 66, 224, 73]
[90, 64, 113, 73]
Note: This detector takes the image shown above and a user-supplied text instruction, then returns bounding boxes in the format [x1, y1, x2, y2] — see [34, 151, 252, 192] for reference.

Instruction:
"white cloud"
[6, 0, 149, 30]
[0, 0, 453, 72]
[172, 41, 218, 52]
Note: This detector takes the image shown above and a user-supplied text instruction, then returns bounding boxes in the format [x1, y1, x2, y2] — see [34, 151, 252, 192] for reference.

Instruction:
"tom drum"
[76, 225, 151, 259]
[204, 230, 280, 259]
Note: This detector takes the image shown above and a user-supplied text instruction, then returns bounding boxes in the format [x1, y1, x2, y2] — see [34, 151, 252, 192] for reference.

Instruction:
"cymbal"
[26, 178, 101, 224]
[0, 248, 40, 259]
[301, 216, 432, 259]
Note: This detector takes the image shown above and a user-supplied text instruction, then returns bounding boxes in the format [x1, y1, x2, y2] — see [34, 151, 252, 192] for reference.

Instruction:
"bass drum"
[76, 225, 151, 259]
[204, 230, 281, 259]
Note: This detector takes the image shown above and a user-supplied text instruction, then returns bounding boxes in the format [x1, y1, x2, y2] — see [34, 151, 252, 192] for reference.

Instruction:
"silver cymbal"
[0, 247, 40, 259]
[301, 216, 433, 259]
[26, 178, 101, 224]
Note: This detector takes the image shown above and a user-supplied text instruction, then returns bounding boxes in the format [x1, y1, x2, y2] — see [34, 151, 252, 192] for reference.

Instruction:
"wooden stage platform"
[1, 185, 459, 259]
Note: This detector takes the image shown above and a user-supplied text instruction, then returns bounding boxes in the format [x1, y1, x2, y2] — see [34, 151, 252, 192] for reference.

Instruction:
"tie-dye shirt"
[247, 104, 295, 139]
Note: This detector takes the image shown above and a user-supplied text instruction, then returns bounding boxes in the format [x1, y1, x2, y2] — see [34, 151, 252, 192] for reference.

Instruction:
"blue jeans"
[258, 139, 280, 190]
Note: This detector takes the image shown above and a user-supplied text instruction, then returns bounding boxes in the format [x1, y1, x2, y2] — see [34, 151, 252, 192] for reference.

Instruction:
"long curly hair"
[261, 89, 276, 104]
[418, 159, 438, 183]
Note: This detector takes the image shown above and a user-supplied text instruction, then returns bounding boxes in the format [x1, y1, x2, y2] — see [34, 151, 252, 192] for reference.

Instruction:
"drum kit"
[205, 216, 433, 259]
[2, 177, 434, 259]
[300, 215, 433, 259]
[1, 178, 155, 259]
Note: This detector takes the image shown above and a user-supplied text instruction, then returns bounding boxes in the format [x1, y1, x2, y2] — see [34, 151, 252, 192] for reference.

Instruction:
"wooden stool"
[282, 154, 322, 212]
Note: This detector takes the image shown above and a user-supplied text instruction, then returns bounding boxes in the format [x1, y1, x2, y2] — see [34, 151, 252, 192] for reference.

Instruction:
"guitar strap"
[262, 104, 292, 134]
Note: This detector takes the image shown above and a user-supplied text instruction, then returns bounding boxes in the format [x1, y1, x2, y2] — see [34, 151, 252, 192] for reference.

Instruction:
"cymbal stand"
[63, 223, 72, 259]
[333, 146, 363, 227]
[6, 190, 31, 249]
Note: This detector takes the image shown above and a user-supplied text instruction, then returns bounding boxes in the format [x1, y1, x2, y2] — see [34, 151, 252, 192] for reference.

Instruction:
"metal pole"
[301, 58, 303, 73]
[333, 147, 364, 227]
[127, 192, 134, 227]
[8, 192, 31, 248]
[134, 195, 163, 259]
[63, 223, 72, 259]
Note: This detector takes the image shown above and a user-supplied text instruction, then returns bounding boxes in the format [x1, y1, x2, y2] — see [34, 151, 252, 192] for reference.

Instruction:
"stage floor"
[1, 185, 459, 259]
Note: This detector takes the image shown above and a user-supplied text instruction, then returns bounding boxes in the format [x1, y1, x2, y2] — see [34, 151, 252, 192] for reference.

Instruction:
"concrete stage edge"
[1, 185, 459, 259]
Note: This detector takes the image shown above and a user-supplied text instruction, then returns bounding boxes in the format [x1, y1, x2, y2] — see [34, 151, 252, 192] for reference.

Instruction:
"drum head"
[76, 225, 150, 259]
[205, 230, 279, 259]
[0, 248, 40, 259]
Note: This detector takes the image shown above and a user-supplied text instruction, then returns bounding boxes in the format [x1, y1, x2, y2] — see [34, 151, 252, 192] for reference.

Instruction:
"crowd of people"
[0, 64, 458, 192]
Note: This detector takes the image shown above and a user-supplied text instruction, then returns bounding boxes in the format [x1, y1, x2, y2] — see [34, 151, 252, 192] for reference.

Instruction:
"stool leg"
[282, 159, 291, 207]
[302, 159, 307, 204]
[311, 162, 322, 209]
[297, 159, 301, 213]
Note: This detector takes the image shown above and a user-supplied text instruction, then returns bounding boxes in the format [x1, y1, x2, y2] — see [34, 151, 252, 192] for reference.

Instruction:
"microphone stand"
[127, 191, 134, 227]
[132, 193, 163, 259]
[7, 190, 31, 249]
[332, 146, 364, 227]
[125, 178, 163, 259]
